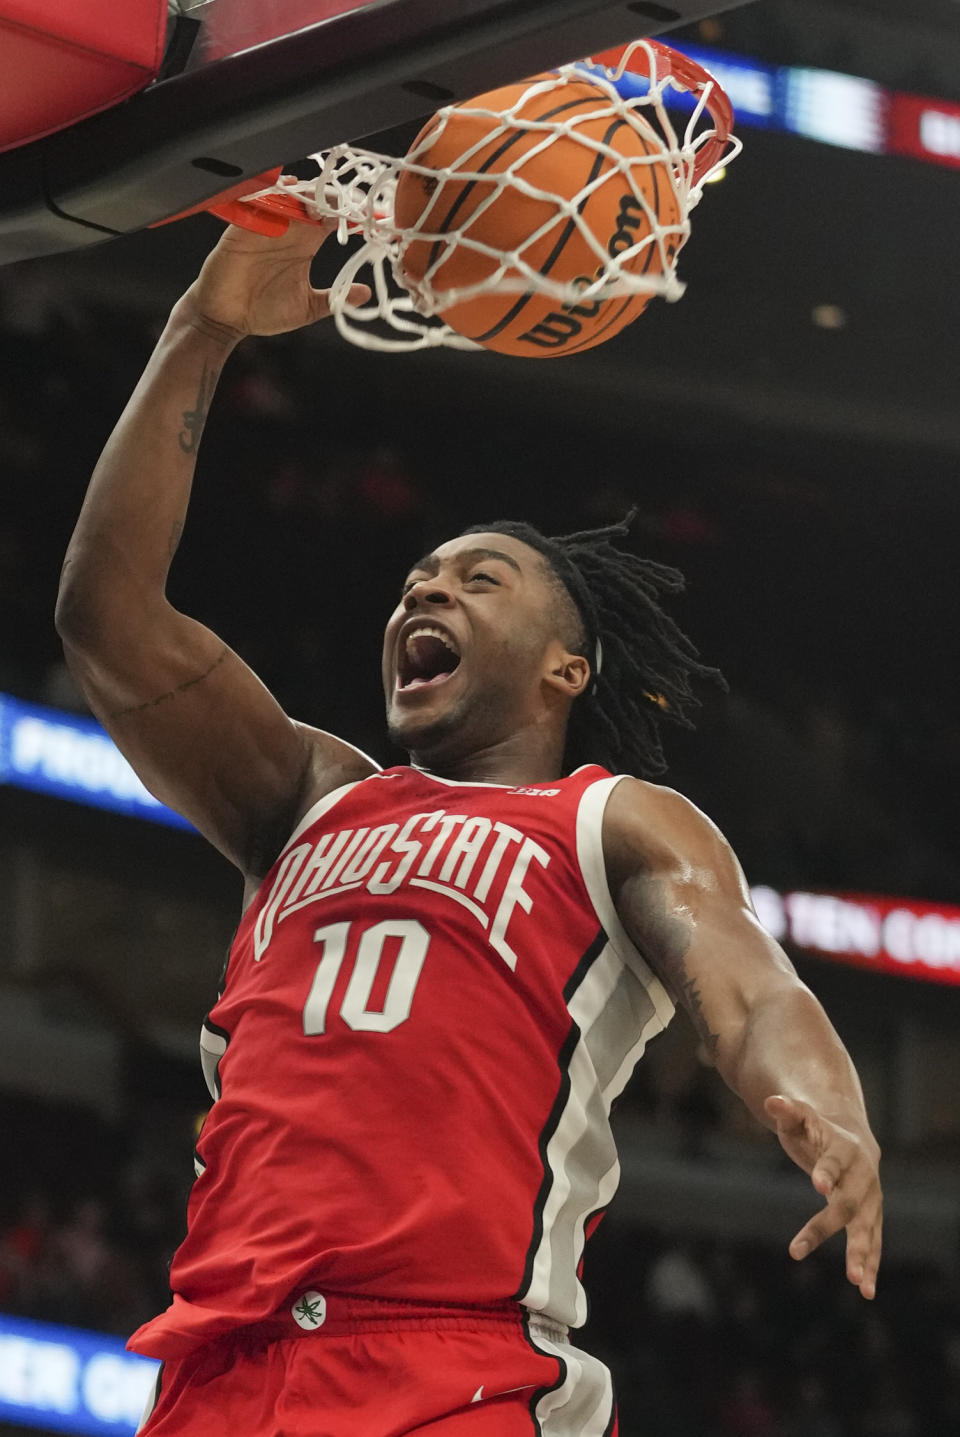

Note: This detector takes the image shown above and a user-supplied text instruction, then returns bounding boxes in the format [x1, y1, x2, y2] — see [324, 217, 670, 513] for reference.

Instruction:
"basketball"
[394, 74, 684, 358]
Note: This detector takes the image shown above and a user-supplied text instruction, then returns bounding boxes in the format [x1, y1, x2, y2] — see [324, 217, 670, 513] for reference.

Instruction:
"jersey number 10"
[303, 919, 429, 1035]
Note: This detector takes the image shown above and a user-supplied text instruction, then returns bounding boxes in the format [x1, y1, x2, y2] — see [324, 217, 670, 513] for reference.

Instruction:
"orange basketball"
[394, 75, 683, 358]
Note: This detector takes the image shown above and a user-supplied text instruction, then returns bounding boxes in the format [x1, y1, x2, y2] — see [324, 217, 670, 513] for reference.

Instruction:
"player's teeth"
[405, 627, 459, 655]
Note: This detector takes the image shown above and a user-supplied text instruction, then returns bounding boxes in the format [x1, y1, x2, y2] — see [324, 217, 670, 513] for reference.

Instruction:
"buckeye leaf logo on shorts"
[292, 1291, 327, 1329]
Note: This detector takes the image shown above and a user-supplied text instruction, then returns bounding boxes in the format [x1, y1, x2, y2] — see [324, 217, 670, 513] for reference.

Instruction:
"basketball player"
[56, 223, 882, 1437]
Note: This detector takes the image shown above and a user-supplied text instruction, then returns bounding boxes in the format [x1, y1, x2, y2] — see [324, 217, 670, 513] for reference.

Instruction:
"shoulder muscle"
[602, 777, 744, 899]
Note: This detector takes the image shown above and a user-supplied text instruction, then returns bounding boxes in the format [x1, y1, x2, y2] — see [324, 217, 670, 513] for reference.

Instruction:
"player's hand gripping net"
[215, 40, 741, 353]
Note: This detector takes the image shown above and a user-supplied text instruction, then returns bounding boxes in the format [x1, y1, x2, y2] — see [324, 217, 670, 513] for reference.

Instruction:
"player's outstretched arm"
[603, 780, 882, 1299]
[57, 224, 374, 878]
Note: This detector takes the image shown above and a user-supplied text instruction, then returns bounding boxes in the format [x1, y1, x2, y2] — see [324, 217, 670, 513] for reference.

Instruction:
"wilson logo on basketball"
[518, 193, 679, 352]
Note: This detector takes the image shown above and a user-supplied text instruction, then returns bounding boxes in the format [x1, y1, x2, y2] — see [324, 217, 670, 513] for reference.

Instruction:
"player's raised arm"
[603, 780, 883, 1299]
[56, 225, 375, 877]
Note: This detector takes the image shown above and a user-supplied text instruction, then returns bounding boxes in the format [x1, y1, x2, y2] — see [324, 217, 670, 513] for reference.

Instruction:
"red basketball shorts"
[136, 1292, 618, 1437]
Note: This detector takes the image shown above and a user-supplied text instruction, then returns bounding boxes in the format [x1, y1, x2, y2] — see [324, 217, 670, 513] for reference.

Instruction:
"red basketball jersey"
[130, 764, 673, 1360]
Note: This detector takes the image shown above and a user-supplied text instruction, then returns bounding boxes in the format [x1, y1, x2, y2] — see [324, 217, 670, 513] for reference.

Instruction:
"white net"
[237, 40, 741, 353]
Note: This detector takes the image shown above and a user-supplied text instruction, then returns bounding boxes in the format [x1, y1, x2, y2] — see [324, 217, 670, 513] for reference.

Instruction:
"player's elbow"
[55, 562, 100, 649]
[54, 588, 113, 706]
[55, 575, 122, 657]
[56, 552, 154, 653]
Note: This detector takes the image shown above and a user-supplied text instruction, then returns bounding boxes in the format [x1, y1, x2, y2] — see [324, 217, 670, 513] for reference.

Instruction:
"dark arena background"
[2, 1, 960, 1434]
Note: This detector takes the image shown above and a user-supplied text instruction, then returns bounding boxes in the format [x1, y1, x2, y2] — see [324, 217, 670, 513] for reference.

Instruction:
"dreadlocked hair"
[462, 513, 725, 777]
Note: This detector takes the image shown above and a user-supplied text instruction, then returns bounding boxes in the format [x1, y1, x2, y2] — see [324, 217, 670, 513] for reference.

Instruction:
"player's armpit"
[61, 601, 376, 877]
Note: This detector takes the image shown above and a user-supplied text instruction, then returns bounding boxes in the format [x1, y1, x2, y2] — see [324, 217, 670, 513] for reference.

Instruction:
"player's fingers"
[764, 1093, 807, 1132]
[844, 1193, 883, 1299]
[307, 283, 371, 322]
[844, 1214, 875, 1276]
[225, 216, 334, 247]
[825, 1137, 881, 1214]
[285, 217, 339, 256]
[846, 1223, 881, 1298]
[215, 220, 337, 268]
[859, 1234, 882, 1300]
[788, 1189, 854, 1260]
[846, 1229, 881, 1299]
[811, 1152, 844, 1196]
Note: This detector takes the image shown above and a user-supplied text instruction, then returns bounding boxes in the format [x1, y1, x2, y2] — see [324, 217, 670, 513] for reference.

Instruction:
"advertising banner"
[751, 886, 960, 988]
[0, 692, 191, 830]
[0, 1313, 158, 1436]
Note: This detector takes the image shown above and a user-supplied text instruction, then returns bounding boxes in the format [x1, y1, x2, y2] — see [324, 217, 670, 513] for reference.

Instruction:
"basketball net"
[214, 41, 741, 353]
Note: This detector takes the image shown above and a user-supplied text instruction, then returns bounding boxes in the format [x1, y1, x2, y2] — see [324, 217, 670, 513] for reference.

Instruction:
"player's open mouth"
[397, 625, 462, 690]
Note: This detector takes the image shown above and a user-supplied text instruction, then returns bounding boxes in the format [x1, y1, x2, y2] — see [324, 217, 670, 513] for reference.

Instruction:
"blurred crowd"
[1, 273, 958, 907]
[2, 1082, 959, 1437]
[586, 1224, 960, 1437]
[0, 1094, 191, 1339]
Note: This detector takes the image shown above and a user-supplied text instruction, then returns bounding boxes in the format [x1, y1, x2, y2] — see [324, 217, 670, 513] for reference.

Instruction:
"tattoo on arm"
[109, 644, 229, 718]
[621, 872, 720, 1059]
[179, 362, 218, 455]
[672, 967, 720, 1061]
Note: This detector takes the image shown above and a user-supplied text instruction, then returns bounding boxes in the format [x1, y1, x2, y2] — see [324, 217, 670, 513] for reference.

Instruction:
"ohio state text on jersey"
[130, 765, 674, 1360]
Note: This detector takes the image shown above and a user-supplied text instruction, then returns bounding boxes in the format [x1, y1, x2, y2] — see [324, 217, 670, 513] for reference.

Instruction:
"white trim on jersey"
[280, 778, 366, 857]
[575, 774, 675, 1028]
[135, 1363, 163, 1434]
[520, 774, 675, 1329]
[528, 1327, 616, 1437]
[199, 1024, 228, 1102]
[408, 766, 515, 789]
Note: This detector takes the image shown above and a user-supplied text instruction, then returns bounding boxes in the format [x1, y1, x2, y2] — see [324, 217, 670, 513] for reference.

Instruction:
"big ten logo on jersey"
[254, 809, 551, 972]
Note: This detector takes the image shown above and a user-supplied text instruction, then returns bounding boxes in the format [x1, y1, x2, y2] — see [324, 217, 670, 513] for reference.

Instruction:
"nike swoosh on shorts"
[471, 1384, 536, 1403]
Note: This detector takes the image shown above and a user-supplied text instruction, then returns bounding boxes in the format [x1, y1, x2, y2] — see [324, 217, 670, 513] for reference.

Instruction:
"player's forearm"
[722, 983, 874, 1141]
[56, 300, 239, 644]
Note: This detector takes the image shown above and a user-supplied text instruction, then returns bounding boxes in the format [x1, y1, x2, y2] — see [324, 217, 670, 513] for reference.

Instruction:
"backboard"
[0, 0, 757, 266]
